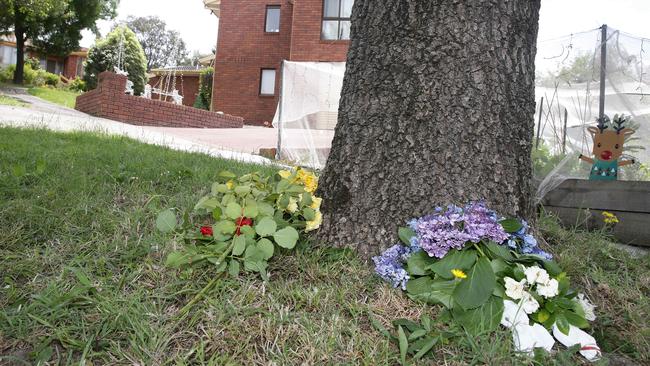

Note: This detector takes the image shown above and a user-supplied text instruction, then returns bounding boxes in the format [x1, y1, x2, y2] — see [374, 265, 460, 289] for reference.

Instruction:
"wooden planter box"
[542, 179, 650, 247]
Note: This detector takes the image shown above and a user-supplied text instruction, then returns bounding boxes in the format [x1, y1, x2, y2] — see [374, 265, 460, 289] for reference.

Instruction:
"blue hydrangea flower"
[373, 244, 412, 290]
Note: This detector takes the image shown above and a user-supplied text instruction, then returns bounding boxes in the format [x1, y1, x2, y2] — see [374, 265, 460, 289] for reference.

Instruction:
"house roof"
[203, 0, 221, 17]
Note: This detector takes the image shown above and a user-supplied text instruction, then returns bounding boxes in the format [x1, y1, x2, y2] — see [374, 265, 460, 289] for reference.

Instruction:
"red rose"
[235, 217, 253, 236]
[200, 226, 213, 236]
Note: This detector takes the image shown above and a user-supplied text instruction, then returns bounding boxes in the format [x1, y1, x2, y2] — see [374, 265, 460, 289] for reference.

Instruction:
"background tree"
[317, 0, 541, 257]
[124, 16, 187, 70]
[83, 25, 147, 95]
[0, 0, 118, 84]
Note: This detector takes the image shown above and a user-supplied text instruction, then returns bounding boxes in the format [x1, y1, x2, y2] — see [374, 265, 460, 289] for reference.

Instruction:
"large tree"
[124, 16, 187, 70]
[317, 0, 541, 257]
[0, 0, 118, 84]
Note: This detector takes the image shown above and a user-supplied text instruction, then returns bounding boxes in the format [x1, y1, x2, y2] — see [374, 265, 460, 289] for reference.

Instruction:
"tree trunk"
[13, 4, 25, 85]
[317, 0, 541, 258]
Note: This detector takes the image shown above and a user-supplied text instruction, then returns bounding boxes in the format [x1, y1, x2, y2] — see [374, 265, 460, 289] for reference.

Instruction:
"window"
[260, 69, 276, 95]
[265, 5, 281, 33]
[322, 0, 353, 40]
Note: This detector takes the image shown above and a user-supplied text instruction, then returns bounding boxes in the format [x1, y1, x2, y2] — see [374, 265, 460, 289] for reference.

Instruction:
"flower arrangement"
[156, 168, 322, 281]
[374, 202, 599, 362]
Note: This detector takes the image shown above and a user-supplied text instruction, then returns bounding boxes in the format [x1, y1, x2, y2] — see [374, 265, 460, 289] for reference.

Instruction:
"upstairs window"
[260, 68, 276, 96]
[265, 5, 281, 33]
[322, 0, 353, 40]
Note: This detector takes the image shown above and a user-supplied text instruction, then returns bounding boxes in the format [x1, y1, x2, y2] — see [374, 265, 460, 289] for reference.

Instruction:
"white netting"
[272, 61, 343, 169]
[534, 26, 650, 201]
[274, 27, 650, 192]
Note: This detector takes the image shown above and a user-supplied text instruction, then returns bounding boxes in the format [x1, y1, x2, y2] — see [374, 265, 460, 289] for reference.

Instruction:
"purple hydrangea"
[373, 244, 412, 290]
[409, 202, 509, 258]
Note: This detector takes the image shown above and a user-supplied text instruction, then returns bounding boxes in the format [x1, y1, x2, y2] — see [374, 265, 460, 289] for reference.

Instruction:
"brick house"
[204, 0, 353, 125]
[0, 34, 87, 80]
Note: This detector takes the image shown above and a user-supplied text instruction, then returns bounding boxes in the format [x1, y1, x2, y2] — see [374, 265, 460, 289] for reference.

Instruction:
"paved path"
[0, 90, 276, 165]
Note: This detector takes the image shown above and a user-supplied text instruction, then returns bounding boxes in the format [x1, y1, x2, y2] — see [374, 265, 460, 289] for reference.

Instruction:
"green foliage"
[125, 15, 188, 70]
[0, 63, 61, 87]
[28, 86, 80, 108]
[193, 67, 213, 110]
[0, 95, 28, 107]
[84, 25, 148, 95]
[67, 77, 86, 92]
[156, 168, 321, 280]
[43, 72, 60, 87]
[0, 0, 117, 83]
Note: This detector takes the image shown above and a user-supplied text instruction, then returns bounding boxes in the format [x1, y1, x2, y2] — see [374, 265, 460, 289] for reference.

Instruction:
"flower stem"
[473, 243, 487, 257]
[178, 241, 234, 317]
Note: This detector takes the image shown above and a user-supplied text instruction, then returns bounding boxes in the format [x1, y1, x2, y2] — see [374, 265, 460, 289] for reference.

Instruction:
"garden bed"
[542, 179, 650, 247]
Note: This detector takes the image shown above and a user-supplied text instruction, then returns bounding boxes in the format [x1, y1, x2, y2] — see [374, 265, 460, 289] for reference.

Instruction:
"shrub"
[26, 57, 41, 70]
[43, 72, 60, 87]
[67, 77, 86, 92]
[83, 25, 148, 95]
[193, 67, 213, 110]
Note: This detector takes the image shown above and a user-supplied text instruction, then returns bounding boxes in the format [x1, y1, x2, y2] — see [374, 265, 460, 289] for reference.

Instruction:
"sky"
[81, 0, 650, 55]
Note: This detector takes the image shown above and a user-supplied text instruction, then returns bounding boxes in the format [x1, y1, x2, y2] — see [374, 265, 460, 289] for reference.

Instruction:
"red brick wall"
[148, 74, 201, 107]
[76, 72, 243, 128]
[63, 55, 83, 79]
[289, 0, 350, 61]
[212, 0, 293, 125]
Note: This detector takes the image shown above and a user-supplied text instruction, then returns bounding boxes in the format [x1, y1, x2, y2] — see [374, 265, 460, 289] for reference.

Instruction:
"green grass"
[27, 86, 80, 108]
[0, 127, 648, 365]
[0, 95, 28, 107]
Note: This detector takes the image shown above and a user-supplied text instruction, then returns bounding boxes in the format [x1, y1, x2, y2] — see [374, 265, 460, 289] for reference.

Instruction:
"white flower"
[524, 266, 550, 285]
[520, 292, 540, 314]
[504, 277, 527, 300]
[537, 278, 559, 298]
[577, 293, 597, 321]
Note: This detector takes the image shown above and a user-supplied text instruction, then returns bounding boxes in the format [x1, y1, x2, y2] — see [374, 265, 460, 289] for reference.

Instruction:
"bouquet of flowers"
[156, 168, 322, 280]
[374, 202, 600, 362]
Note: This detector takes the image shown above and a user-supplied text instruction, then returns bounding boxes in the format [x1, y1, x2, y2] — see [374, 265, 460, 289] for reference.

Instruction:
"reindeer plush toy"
[579, 114, 635, 181]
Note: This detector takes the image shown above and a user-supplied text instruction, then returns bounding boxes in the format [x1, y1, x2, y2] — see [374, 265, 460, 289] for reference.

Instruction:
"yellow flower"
[226, 180, 234, 189]
[310, 196, 322, 210]
[601, 211, 619, 225]
[278, 170, 292, 179]
[286, 197, 298, 213]
[302, 174, 318, 193]
[305, 211, 322, 232]
[451, 269, 467, 279]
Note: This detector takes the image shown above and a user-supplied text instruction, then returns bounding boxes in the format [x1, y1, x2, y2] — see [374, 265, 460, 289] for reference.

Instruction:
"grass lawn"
[0, 127, 648, 365]
[0, 95, 28, 108]
[27, 86, 80, 109]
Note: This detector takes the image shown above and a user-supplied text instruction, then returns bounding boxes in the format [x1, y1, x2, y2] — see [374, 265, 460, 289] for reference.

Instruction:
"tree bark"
[13, 3, 25, 85]
[317, 0, 541, 258]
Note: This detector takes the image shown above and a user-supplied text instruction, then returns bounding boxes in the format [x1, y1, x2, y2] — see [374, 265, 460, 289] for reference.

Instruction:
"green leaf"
[452, 295, 504, 336]
[543, 260, 563, 277]
[276, 179, 291, 192]
[565, 311, 590, 329]
[225, 202, 242, 219]
[212, 207, 222, 221]
[301, 192, 313, 206]
[421, 315, 432, 332]
[555, 313, 571, 335]
[398, 227, 416, 246]
[406, 277, 456, 308]
[392, 319, 422, 332]
[430, 250, 477, 280]
[166, 252, 190, 268]
[232, 235, 247, 256]
[278, 194, 290, 208]
[258, 201, 276, 216]
[532, 309, 551, 323]
[228, 260, 240, 277]
[273, 226, 299, 249]
[155, 209, 177, 233]
[302, 207, 316, 221]
[257, 238, 274, 260]
[413, 336, 438, 360]
[68, 267, 91, 287]
[212, 182, 229, 194]
[406, 250, 435, 276]
[218, 170, 237, 179]
[453, 257, 496, 310]
[239, 225, 256, 238]
[194, 197, 220, 211]
[369, 315, 393, 339]
[490, 258, 509, 276]
[255, 216, 277, 237]
[234, 185, 251, 196]
[500, 218, 523, 233]
[408, 329, 427, 341]
[485, 242, 514, 261]
[214, 220, 236, 234]
[243, 199, 259, 218]
[397, 326, 408, 365]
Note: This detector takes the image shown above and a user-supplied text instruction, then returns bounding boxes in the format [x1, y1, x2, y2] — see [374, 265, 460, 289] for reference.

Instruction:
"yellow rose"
[286, 197, 298, 213]
[305, 211, 322, 232]
[302, 174, 318, 193]
[278, 170, 292, 179]
[310, 196, 322, 210]
[226, 180, 234, 189]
